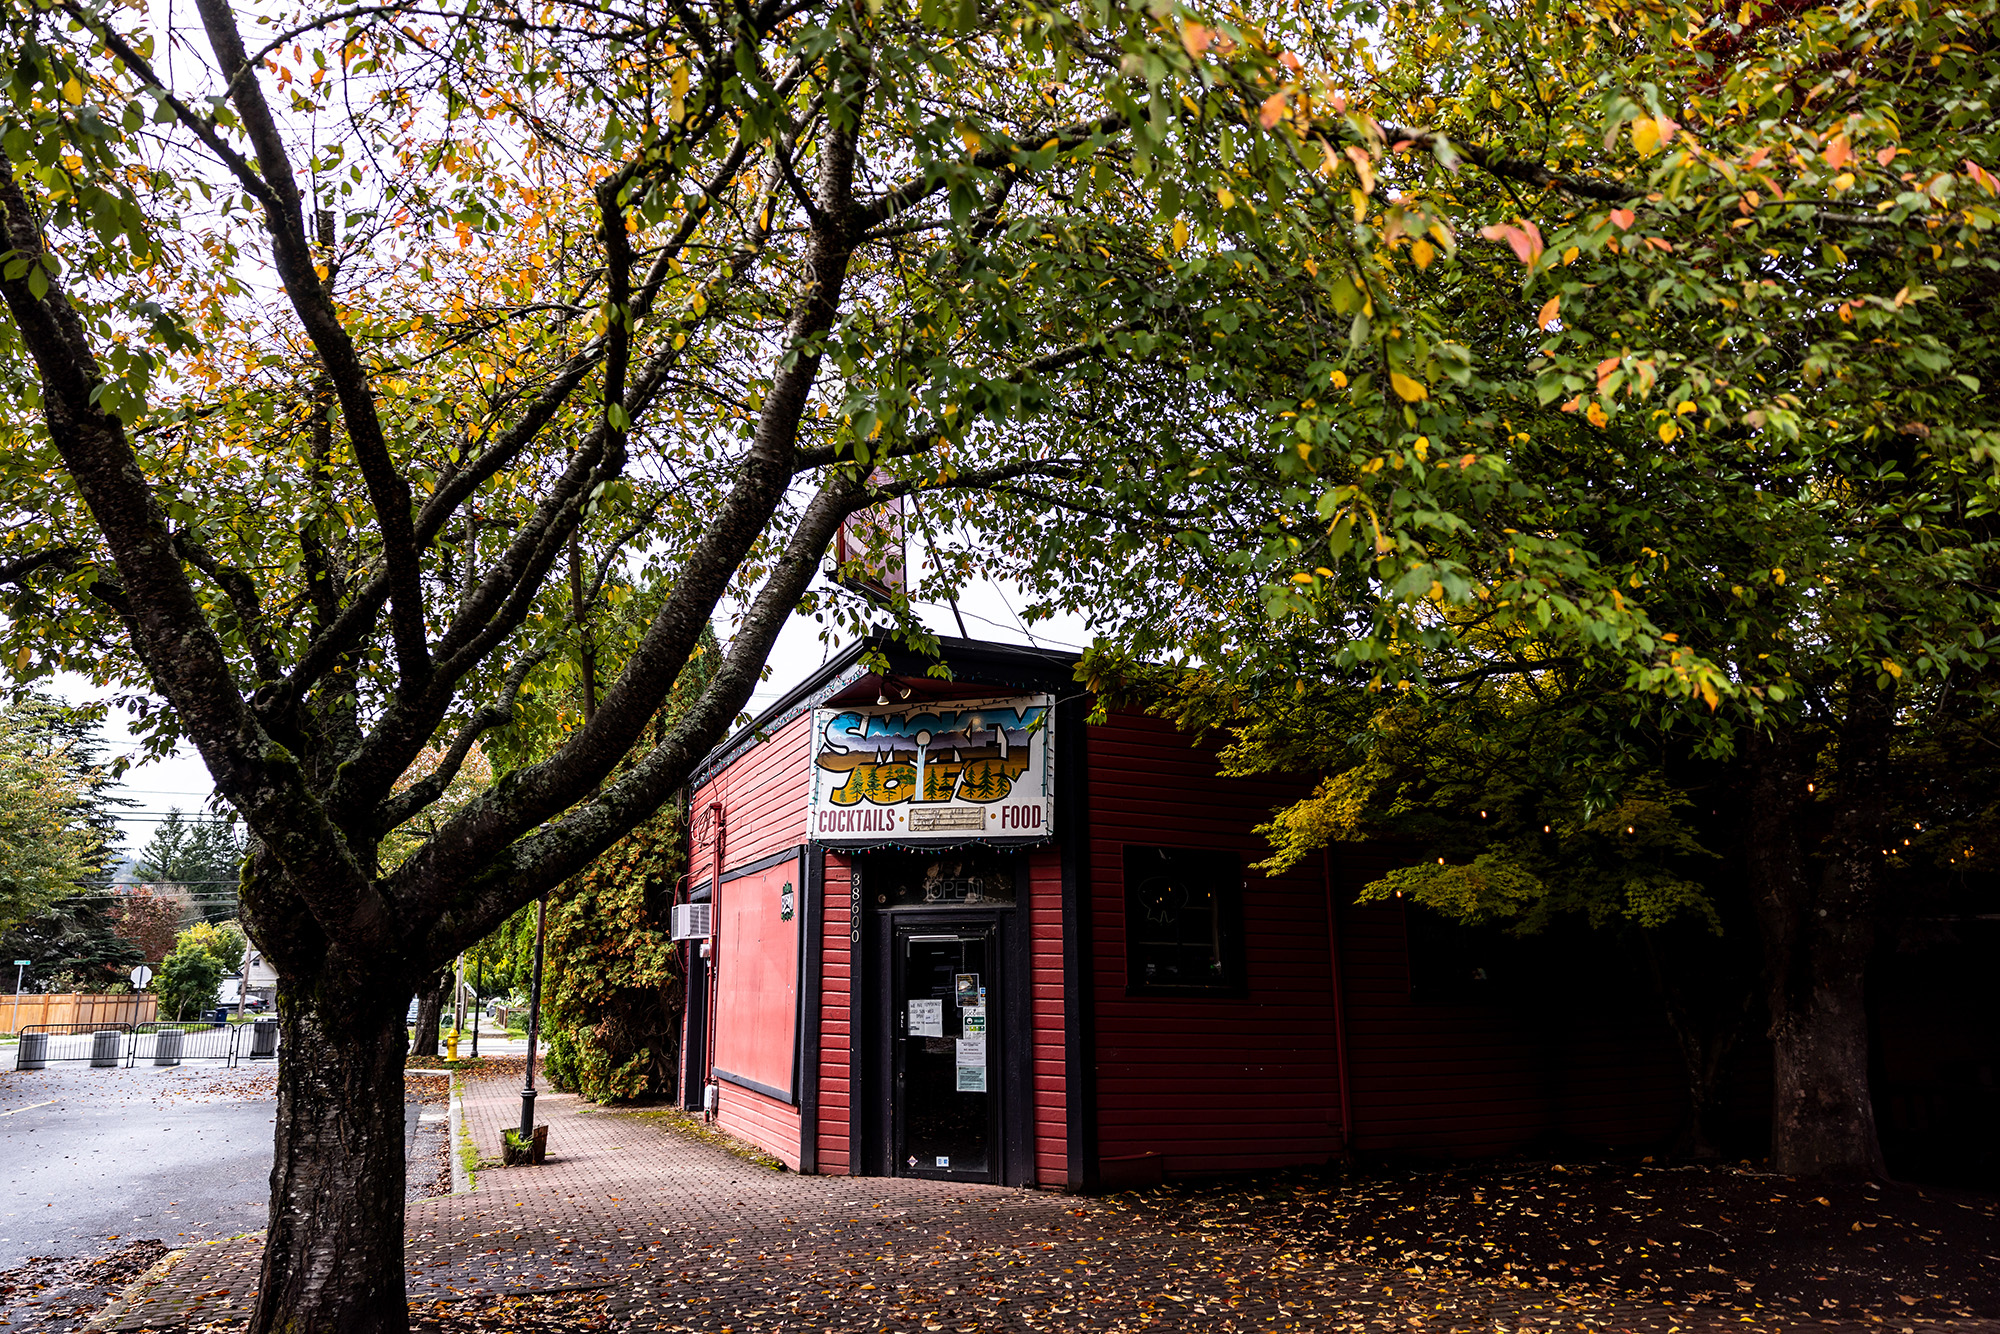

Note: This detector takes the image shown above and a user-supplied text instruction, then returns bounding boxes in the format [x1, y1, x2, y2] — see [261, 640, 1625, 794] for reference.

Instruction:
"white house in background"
[243, 947, 279, 1006]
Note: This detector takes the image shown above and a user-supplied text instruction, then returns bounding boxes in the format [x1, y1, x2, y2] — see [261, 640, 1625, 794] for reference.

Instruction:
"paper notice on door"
[909, 998, 943, 1037]
[956, 1034, 987, 1068]
[956, 1065, 987, 1092]
[961, 1005, 986, 1035]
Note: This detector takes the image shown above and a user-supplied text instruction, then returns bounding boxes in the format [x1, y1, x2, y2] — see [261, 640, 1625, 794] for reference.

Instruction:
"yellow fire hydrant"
[445, 1029, 460, 1061]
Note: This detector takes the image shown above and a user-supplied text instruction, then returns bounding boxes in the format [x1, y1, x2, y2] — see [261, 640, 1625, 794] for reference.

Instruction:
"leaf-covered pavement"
[102, 1069, 2000, 1333]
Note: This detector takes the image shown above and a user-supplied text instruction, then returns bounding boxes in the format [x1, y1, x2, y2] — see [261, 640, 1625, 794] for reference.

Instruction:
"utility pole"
[519, 897, 547, 1138]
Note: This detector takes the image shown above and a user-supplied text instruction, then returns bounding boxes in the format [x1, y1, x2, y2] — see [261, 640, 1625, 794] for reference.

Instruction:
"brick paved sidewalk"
[100, 1072, 2000, 1333]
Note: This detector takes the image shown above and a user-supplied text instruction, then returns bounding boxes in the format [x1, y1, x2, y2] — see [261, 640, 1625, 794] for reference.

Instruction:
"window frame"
[1121, 844, 1248, 997]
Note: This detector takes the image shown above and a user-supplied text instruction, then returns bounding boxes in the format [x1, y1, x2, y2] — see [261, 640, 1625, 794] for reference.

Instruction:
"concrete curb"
[449, 1071, 472, 1194]
[84, 1247, 188, 1331]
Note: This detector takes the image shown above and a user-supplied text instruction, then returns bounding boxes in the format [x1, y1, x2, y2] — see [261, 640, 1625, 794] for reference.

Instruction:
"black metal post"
[519, 896, 547, 1138]
[471, 956, 480, 1059]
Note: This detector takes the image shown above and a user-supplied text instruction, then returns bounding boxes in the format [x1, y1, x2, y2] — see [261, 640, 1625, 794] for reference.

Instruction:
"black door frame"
[890, 916, 1001, 1181]
[857, 857, 1035, 1185]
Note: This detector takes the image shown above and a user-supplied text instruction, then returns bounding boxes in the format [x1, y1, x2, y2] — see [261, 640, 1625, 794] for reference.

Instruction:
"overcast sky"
[58, 569, 1093, 860]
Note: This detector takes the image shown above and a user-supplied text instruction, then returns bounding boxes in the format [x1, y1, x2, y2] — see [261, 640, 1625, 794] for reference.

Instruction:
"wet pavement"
[0, 1063, 278, 1270]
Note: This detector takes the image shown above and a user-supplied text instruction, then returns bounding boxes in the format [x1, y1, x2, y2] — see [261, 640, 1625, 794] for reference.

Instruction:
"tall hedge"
[540, 801, 684, 1103]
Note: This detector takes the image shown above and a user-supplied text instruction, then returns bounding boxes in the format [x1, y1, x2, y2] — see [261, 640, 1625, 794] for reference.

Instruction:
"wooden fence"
[2, 992, 159, 1032]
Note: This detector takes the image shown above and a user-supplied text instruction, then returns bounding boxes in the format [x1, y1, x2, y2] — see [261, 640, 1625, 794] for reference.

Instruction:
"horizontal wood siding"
[1028, 845, 1066, 1186]
[691, 712, 812, 873]
[1088, 714, 1686, 1176]
[1331, 845, 1681, 1157]
[716, 1079, 803, 1169]
[818, 853, 854, 1175]
[1087, 712, 1342, 1175]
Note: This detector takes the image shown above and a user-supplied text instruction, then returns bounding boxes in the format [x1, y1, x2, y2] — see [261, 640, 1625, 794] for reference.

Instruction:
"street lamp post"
[519, 896, 547, 1138]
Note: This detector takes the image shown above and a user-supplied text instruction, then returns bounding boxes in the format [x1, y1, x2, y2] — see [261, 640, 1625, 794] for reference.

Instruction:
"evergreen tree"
[0, 896, 143, 994]
[138, 810, 246, 924]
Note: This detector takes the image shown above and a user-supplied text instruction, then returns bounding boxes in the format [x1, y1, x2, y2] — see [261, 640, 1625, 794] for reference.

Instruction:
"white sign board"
[809, 695, 1054, 844]
[908, 999, 943, 1037]
[130, 965, 153, 990]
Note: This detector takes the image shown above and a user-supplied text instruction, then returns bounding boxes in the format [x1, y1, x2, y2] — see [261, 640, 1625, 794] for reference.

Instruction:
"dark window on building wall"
[1124, 845, 1244, 994]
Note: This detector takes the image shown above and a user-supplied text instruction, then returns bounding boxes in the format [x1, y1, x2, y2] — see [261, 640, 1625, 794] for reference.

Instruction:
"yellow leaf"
[1537, 296, 1560, 330]
[1882, 658, 1902, 678]
[1586, 401, 1608, 428]
[1411, 238, 1435, 269]
[1834, 172, 1855, 192]
[1389, 370, 1427, 402]
[1631, 117, 1661, 157]
[63, 77, 83, 105]
[1658, 421, 1678, 443]
[1330, 369, 1348, 388]
[1217, 188, 1235, 209]
[1170, 219, 1188, 251]
[1699, 679, 1720, 710]
[1772, 567, 1786, 585]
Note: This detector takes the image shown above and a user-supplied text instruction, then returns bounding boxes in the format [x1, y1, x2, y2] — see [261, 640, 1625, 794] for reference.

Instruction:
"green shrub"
[539, 803, 682, 1104]
[155, 945, 222, 1020]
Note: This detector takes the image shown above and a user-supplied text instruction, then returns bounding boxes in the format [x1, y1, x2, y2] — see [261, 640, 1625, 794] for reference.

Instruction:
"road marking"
[0, 1100, 56, 1117]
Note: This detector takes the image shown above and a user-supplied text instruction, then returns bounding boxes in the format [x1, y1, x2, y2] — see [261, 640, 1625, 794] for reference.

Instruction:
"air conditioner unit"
[671, 902, 712, 942]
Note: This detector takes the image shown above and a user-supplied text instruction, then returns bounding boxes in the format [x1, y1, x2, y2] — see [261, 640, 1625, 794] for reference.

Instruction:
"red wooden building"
[678, 635, 1690, 1190]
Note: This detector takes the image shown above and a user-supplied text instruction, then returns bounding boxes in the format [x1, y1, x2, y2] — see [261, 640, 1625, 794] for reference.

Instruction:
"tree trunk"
[1748, 686, 1891, 1178]
[1643, 932, 1753, 1161]
[407, 968, 448, 1058]
[251, 992, 410, 1334]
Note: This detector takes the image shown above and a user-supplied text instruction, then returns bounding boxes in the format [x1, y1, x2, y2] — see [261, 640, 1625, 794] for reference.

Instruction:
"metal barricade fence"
[14, 1023, 137, 1068]
[125, 1021, 242, 1067]
[14, 1019, 283, 1070]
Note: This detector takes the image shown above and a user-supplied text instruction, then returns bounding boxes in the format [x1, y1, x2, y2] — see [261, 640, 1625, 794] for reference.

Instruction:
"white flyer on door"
[956, 1065, 987, 1092]
[909, 999, 943, 1037]
[956, 1034, 987, 1068]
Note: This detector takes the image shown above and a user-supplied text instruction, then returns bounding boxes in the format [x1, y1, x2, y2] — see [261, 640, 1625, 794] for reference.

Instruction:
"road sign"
[131, 964, 154, 989]
[12, 960, 27, 966]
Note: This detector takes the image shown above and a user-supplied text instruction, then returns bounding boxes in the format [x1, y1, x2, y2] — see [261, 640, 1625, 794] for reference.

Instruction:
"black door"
[893, 923, 997, 1180]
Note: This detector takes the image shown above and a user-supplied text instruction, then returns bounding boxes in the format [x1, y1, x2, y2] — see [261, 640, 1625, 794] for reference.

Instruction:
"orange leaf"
[1478, 219, 1544, 266]
[1343, 145, 1375, 194]
[1645, 236, 1674, 252]
[1823, 134, 1851, 170]
[1876, 146, 1898, 167]
[1609, 208, 1636, 230]
[1596, 355, 1621, 393]
[1280, 50, 1303, 72]
[1182, 22, 1213, 57]
[1745, 146, 1771, 169]
[1537, 296, 1560, 330]
[1260, 93, 1289, 129]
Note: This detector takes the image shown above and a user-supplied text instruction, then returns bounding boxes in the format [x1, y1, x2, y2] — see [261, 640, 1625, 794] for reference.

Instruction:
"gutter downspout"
[1324, 846, 1354, 1159]
[705, 801, 724, 1118]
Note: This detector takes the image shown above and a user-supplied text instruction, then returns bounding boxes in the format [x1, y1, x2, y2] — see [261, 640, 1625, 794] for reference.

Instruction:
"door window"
[897, 930, 994, 1177]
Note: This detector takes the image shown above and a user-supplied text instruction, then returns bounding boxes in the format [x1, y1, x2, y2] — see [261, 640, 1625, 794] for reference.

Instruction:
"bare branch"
[373, 651, 544, 833]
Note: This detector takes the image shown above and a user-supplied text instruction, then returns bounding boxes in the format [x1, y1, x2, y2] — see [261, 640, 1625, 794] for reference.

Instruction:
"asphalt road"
[0, 1063, 278, 1269]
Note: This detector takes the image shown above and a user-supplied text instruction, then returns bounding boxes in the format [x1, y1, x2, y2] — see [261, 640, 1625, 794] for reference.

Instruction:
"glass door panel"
[894, 927, 995, 1179]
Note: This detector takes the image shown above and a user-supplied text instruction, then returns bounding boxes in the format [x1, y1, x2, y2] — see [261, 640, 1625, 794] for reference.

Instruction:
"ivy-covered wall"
[541, 801, 684, 1103]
